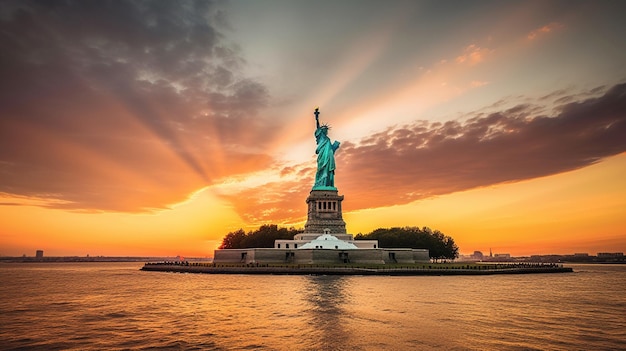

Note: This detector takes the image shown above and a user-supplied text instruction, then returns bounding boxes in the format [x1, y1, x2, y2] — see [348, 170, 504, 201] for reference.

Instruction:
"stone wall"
[291, 249, 385, 264]
[253, 248, 295, 264]
[213, 248, 294, 264]
[412, 249, 430, 262]
[213, 248, 431, 264]
[382, 249, 415, 264]
[213, 249, 250, 263]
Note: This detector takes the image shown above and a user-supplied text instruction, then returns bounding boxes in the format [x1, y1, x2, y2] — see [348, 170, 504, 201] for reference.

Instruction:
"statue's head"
[320, 124, 330, 134]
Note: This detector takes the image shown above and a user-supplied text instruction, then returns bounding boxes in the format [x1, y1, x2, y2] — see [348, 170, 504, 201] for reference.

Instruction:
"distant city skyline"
[4, 249, 623, 259]
[1, 0, 625, 257]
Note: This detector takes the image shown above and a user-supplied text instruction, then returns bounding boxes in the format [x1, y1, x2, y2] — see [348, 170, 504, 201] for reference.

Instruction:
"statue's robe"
[314, 127, 340, 188]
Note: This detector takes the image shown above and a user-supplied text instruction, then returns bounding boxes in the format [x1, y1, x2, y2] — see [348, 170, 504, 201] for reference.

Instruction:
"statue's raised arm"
[314, 107, 321, 129]
[312, 108, 340, 190]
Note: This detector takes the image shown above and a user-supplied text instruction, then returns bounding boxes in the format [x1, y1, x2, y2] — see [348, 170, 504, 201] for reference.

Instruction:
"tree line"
[354, 227, 459, 261]
[219, 225, 459, 261]
[218, 225, 303, 250]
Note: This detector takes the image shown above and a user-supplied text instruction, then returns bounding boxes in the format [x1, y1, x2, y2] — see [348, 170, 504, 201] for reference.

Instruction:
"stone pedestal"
[302, 189, 347, 235]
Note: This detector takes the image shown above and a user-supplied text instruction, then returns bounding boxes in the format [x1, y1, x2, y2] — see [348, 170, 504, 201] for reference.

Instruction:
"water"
[1, 263, 625, 350]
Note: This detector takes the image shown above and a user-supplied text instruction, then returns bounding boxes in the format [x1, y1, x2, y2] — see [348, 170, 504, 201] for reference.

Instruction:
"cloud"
[527, 22, 565, 40]
[224, 82, 626, 224]
[340, 82, 626, 206]
[0, 0, 274, 212]
[455, 44, 493, 66]
[470, 80, 489, 88]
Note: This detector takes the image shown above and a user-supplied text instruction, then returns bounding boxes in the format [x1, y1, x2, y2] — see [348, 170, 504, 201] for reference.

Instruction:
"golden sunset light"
[1, 0, 625, 258]
[2, 2, 626, 351]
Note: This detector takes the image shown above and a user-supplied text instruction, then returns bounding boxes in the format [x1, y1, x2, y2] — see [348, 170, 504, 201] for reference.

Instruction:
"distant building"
[597, 252, 624, 258]
[471, 251, 484, 260]
[35, 250, 44, 259]
[494, 253, 511, 259]
[595, 252, 624, 262]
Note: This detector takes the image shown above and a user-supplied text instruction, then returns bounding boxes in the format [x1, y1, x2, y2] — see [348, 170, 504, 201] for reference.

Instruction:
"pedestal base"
[303, 189, 347, 234]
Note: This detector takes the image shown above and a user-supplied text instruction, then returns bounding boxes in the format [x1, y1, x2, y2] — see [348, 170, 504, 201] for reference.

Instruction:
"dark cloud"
[0, 0, 273, 212]
[230, 82, 626, 224]
[336, 82, 626, 208]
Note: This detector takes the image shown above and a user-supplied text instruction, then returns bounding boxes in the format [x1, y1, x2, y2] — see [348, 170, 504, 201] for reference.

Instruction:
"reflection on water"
[1, 263, 625, 350]
[304, 275, 351, 349]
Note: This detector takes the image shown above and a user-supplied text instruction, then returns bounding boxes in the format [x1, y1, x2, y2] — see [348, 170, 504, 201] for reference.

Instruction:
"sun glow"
[2, 1, 624, 258]
[344, 153, 626, 256]
[0, 187, 241, 257]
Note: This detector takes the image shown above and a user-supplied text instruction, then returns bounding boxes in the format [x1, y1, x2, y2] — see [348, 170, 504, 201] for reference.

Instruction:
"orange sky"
[2, 153, 625, 257]
[1, 0, 625, 257]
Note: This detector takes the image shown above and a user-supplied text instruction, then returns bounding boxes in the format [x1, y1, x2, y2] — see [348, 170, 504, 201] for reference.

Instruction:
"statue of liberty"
[313, 107, 340, 190]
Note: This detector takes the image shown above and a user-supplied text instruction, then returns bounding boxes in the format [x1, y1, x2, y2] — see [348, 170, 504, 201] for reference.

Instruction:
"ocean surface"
[1, 263, 625, 350]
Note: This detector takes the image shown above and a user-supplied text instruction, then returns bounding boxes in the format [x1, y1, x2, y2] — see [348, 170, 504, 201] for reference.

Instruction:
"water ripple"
[1, 263, 625, 350]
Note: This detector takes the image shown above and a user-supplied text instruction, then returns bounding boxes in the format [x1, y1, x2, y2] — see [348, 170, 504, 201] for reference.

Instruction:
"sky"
[1, 0, 625, 257]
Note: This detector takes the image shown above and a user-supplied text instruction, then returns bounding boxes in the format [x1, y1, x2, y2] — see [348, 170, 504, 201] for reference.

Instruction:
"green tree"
[218, 229, 246, 249]
[356, 226, 459, 261]
[218, 225, 303, 249]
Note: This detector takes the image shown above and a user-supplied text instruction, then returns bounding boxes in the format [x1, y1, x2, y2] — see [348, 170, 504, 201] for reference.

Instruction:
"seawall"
[141, 263, 573, 276]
